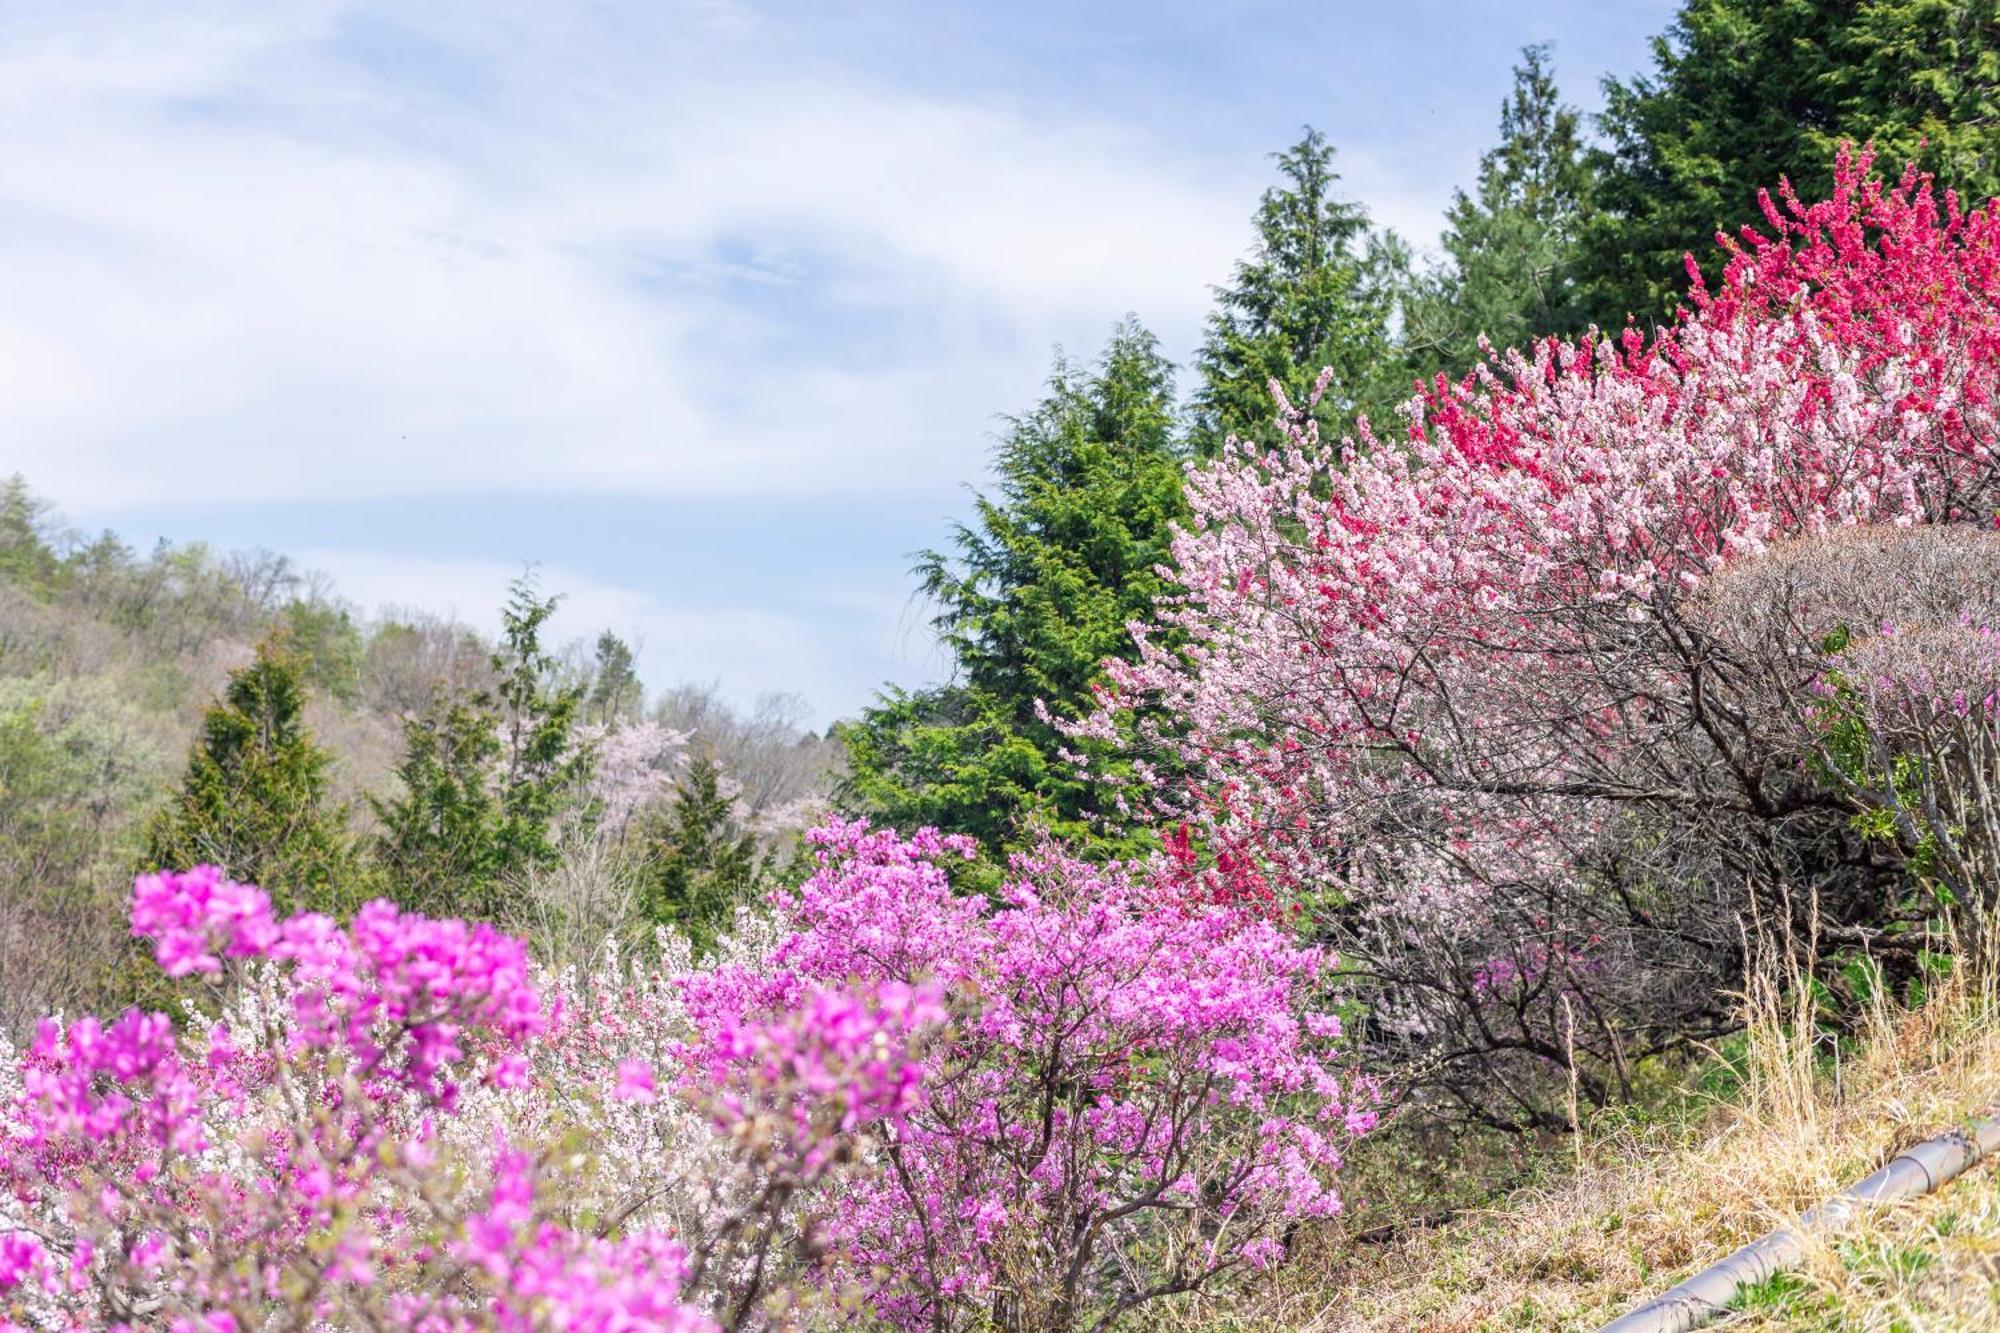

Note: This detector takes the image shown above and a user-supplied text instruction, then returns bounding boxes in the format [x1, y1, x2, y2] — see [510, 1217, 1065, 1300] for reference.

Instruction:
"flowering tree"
[687, 821, 1372, 1332]
[1073, 150, 2000, 1126]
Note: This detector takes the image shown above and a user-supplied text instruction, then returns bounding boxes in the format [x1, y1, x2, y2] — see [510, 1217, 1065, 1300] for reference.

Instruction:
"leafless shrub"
[359, 609, 498, 716]
[653, 684, 840, 819]
[1347, 523, 2000, 1131]
[507, 826, 644, 971]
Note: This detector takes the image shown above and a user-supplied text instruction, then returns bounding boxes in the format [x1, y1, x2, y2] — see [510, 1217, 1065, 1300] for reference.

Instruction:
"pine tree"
[1825, 2, 1999, 197]
[1581, 0, 2000, 326]
[144, 640, 357, 916]
[370, 694, 506, 916]
[276, 600, 364, 704]
[586, 631, 643, 724]
[837, 320, 1186, 865]
[1404, 45, 1592, 378]
[1192, 128, 1411, 453]
[0, 475, 62, 595]
[491, 577, 594, 872]
[369, 576, 594, 918]
[640, 751, 757, 954]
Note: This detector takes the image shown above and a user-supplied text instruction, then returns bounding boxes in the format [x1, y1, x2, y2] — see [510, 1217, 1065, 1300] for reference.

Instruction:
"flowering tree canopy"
[1, 825, 1363, 1332]
[1075, 150, 2000, 1125]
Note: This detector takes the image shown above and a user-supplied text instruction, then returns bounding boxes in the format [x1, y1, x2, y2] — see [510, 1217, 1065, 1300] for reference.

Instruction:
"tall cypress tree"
[144, 640, 357, 916]
[837, 319, 1185, 865]
[370, 577, 594, 919]
[0, 475, 61, 595]
[1581, 0, 2000, 326]
[640, 751, 757, 955]
[1825, 2, 2000, 195]
[1192, 128, 1411, 453]
[1404, 45, 1592, 378]
[586, 631, 643, 725]
[370, 694, 506, 916]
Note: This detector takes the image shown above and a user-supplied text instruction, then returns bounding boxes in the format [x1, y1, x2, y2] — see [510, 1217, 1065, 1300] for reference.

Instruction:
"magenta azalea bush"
[0, 865, 720, 1330]
[0, 825, 1364, 1331]
[686, 821, 1372, 1330]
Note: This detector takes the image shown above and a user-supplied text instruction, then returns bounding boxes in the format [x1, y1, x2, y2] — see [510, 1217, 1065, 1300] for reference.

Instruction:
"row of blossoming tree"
[6, 147, 2000, 1328]
[1072, 148, 2000, 1128]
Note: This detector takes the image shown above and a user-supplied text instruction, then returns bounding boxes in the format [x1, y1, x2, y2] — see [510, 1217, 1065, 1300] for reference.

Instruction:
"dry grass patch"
[1144, 945, 2000, 1332]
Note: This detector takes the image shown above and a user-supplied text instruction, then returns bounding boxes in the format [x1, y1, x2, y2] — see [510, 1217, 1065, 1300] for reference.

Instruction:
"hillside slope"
[1155, 962, 2000, 1332]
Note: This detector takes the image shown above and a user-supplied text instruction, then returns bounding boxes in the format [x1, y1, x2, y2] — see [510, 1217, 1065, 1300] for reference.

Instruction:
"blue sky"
[2, 0, 1673, 725]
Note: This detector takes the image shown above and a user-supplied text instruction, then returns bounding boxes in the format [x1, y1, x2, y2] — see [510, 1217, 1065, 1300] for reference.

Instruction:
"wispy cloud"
[3, 0, 1670, 718]
[0, 0, 1253, 510]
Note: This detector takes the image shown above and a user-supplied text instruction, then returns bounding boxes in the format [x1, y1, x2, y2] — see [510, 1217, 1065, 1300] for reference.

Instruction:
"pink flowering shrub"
[1072, 151, 2000, 1126]
[0, 866, 966, 1332]
[685, 820, 1372, 1332]
[0, 869, 714, 1330]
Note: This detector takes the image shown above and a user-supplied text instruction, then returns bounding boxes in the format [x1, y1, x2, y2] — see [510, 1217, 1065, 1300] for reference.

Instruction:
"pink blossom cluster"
[0, 869, 710, 1332]
[447, 1150, 713, 1333]
[1079, 148, 2000, 938]
[133, 864, 545, 1103]
[687, 979, 944, 1173]
[583, 720, 692, 841]
[684, 820, 1372, 1330]
[3, 848, 1367, 1331]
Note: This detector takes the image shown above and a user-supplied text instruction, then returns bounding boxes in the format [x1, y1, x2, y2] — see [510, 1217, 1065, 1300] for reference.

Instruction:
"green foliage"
[277, 599, 364, 703]
[1824, 1, 2000, 197]
[143, 641, 357, 917]
[1192, 128, 1412, 452]
[0, 677, 164, 1026]
[0, 678, 159, 882]
[1404, 45, 1593, 377]
[492, 577, 595, 869]
[1806, 659, 1953, 891]
[371, 694, 507, 916]
[838, 685, 1074, 855]
[0, 475, 62, 596]
[586, 630, 643, 725]
[370, 576, 595, 919]
[1580, 0, 2000, 325]
[639, 751, 757, 955]
[836, 321, 1185, 870]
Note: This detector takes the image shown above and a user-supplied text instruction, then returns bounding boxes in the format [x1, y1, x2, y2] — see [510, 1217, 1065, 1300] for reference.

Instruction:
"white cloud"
[0, 1, 1255, 511]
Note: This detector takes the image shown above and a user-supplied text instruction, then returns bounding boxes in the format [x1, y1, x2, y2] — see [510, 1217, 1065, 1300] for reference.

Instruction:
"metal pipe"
[1596, 1112, 2000, 1333]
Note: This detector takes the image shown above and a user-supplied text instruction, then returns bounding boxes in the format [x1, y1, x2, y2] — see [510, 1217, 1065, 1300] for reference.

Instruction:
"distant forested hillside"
[0, 475, 836, 1032]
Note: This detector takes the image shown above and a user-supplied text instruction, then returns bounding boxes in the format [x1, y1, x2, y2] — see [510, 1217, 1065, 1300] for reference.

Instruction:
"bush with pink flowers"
[685, 821, 1372, 1331]
[0, 830, 1362, 1332]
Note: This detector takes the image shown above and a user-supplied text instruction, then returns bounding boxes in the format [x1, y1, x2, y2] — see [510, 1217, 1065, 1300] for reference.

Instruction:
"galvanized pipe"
[1595, 1112, 2000, 1333]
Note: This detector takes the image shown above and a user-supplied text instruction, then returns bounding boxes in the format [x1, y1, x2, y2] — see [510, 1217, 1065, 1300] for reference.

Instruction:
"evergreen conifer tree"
[586, 631, 643, 724]
[1192, 128, 1411, 452]
[370, 577, 594, 918]
[143, 640, 356, 915]
[1581, 0, 2000, 325]
[837, 320, 1185, 868]
[640, 751, 757, 954]
[370, 694, 506, 916]
[1404, 45, 1592, 377]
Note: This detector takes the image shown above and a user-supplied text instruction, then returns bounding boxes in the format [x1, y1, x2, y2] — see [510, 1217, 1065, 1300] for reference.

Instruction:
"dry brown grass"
[1145, 938, 2000, 1332]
